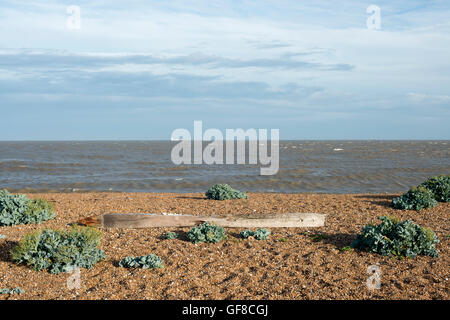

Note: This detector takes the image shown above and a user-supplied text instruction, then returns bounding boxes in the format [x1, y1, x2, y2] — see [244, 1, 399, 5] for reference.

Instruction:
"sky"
[0, 0, 449, 140]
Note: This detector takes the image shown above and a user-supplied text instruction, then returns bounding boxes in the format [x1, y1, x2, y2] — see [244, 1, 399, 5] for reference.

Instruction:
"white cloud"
[0, 0, 449, 139]
[407, 93, 450, 103]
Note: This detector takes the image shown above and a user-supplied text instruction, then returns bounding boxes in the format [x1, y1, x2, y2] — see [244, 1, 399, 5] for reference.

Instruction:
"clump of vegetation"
[161, 231, 180, 240]
[391, 186, 437, 211]
[240, 228, 271, 240]
[119, 254, 164, 269]
[186, 222, 227, 243]
[11, 226, 106, 274]
[301, 231, 330, 242]
[310, 233, 331, 242]
[419, 175, 450, 202]
[351, 216, 439, 258]
[392, 175, 450, 211]
[0, 287, 24, 295]
[340, 246, 353, 252]
[0, 189, 55, 226]
[205, 184, 248, 200]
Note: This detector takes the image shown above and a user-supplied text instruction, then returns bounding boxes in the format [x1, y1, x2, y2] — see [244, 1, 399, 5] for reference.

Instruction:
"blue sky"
[0, 0, 449, 140]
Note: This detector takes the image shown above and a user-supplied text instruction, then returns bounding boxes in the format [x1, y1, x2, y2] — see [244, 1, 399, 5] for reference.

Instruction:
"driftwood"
[78, 212, 325, 229]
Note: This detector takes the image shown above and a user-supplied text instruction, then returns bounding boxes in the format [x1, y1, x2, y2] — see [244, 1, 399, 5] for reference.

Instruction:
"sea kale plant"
[391, 186, 437, 211]
[351, 216, 439, 258]
[187, 222, 227, 243]
[0, 189, 55, 226]
[240, 228, 271, 240]
[11, 226, 106, 274]
[119, 254, 164, 269]
[161, 231, 180, 240]
[419, 175, 450, 202]
[205, 184, 248, 200]
[0, 287, 24, 295]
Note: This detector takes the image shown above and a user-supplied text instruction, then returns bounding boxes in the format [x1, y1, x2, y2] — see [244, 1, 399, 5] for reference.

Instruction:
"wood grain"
[78, 212, 326, 229]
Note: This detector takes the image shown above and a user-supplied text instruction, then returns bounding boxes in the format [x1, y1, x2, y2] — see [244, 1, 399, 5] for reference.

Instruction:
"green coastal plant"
[119, 254, 164, 269]
[205, 184, 248, 200]
[11, 226, 106, 274]
[240, 228, 271, 240]
[419, 175, 450, 202]
[310, 233, 331, 242]
[161, 231, 180, 240]
[186, 222, 227, 243]
[0, 287, 24, 295]
[302, 232, 330, 242]
[0, 189, 55, 226]
[392, 175, 450, 211]
[351, 216, 439, 258]
[391, 186, 437, 211]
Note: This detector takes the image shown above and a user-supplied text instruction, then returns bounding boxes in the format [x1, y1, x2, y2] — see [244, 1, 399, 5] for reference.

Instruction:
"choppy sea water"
[0, 141, 449, 194]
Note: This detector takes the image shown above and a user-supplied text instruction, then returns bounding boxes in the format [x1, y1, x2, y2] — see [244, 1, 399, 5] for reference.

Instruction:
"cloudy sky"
[1, 0, 449, 140]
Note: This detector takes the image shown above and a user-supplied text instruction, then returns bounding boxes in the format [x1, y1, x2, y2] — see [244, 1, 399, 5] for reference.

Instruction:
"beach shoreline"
[1, 192, 448, 300]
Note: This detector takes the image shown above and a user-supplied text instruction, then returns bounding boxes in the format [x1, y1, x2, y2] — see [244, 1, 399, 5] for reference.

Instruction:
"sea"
[0, 140, 449, 194]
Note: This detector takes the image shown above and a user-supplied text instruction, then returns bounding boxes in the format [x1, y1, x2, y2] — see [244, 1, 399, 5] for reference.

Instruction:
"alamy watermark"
[66, 266, 81, 290]
[67, 5, 81, 30]
[366, 5, 381, 30]
[366, 264, 381, 290]
[170, 121, 279, 175]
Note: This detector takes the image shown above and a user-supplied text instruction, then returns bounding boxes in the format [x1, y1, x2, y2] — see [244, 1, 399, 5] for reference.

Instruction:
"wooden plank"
[78, 212, 325, 229]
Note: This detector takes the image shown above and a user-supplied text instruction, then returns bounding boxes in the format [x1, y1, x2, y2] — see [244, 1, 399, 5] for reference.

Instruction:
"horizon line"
[0, 139, 449, 142]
